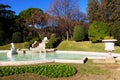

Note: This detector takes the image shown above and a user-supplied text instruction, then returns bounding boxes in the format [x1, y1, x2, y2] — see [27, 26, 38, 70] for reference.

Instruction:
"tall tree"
[99, 0, 111, 22]
[19, 8, 49, 41]
[48, 0, 86, 40]
[109, 0, 120, 27]
[19, 8, 47, 28]
[87, 0, 120, 45]
[87, 0, 100, 23]
[87, 0, 120, 26]
[0, 4, 18, 44]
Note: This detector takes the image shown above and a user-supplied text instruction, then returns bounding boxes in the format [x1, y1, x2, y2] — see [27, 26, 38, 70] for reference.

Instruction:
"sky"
[0, 0, 88, 15]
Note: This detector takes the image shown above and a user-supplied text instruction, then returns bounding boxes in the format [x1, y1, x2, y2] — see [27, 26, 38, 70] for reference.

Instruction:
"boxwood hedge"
[0, 64, 77, 78]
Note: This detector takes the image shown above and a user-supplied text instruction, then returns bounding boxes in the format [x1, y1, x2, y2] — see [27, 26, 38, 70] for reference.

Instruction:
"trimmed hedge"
[73, 25, 85, 41]
[0, 64, 77, 78]
[46, 33, 62, 48]
[12, 32, 22, 43]
[88, 21, 110, 43]
[24, 37, 41, 48]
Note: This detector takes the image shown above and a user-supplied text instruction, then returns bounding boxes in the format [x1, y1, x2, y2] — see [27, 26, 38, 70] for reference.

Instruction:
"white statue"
[30, 37, 49, 53]
[39, 41, 46, 53]
[11, 43, 15, 49]
[7, 43, 18, 60]
[7, 43, 17, 61]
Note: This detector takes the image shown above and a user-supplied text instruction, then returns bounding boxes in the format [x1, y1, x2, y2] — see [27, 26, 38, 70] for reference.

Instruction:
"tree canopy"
[19, 8, 48, 28]
[0, 4, 19, 45]
[48, 0, 87, 40]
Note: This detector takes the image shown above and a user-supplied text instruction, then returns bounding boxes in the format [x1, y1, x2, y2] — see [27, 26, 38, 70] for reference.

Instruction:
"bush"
[12, 32, 22, 43]
[88, 21, 110, 42]
[0, 64, 77, 78]
[73, 25, 85, 41]
[46, 33, 62, 48]
[111, 21, 120, 46]
[24, 37, 41, 48]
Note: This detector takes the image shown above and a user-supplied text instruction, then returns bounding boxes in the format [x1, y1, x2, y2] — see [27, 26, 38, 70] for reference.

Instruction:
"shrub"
[39, 34, 45, 40]
[12, 32, 22, 43]
[24, 42, 30, 49]
[24, 37, 41, 48]
[46, 33, 62, 48]
[104, 36, 114, 40]
[111, 21, 120, 46]
[88, 21, 110, 43]
[73, 25, 85, 41]
[0, 64, 77, 78]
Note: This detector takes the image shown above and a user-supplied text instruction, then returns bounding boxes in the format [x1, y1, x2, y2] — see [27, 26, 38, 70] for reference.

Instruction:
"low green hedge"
[0, 64, 77, 78]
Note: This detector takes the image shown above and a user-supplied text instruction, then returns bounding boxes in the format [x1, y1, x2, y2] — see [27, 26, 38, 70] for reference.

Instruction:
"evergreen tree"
[100, 0, 111, 23]
[87, 0, 120, 36]
[73, 25, 85, 41]
[109, 0, 120, 28]
[88, 21, 110, 43]
[0, 4, 18, 45]
[87, 0, 100, 23]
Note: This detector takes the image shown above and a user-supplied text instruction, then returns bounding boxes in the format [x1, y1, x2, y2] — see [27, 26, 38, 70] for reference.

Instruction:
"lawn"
[1, 60, 120, 80]
[57, 41, 120, 53]
[1, 41, 120, 53]
[0, 43, 26, 50]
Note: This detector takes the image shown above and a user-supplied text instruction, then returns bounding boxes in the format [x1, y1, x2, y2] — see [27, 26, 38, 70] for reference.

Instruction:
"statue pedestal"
[102, 39, 117, 63]
[106, 56, 116, 63]
[102, 39, 117, 51]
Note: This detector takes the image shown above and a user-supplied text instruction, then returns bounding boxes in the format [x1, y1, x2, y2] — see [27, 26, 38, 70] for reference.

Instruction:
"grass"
[57, 40, 120, 53]
[0, 61, 114, 80]
[1, 41, 120, 53]
[1, 60, 120, 80]
[0, 43, 26, 50]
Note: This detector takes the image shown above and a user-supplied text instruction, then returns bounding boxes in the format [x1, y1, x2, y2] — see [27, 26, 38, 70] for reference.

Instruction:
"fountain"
[38, 41, 46, 53]
[7, 43, 18, 60]
[0, 37, 90, 66]
[30, 37, 48, 53]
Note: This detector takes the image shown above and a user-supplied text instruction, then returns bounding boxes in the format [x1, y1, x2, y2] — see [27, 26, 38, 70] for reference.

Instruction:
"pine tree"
[87, 0, 120, 32]
[87, 0, 100, 23]
[99, 0, 111, 22]
[109, 0, 120, 27]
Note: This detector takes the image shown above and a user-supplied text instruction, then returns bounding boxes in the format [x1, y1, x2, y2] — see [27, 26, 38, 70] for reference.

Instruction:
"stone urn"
[102, 39, 117, 63]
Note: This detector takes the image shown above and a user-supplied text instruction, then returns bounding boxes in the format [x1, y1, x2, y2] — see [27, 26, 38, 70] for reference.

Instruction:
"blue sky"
[0, 0, 88, 15]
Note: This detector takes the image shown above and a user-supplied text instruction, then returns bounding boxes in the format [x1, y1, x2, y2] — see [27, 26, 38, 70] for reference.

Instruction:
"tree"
[111, 21, 120, 46]
[48, 0, 87, 40]
[109, 0, 120, 30]
[87, 0, 100, 23]
[73, 25, 85, 41]
[19, 8, 48, 28]
[0, 30, 5, 45]
[87, 0, 120, 26]
[88, 21, 110, 42]
[99, 0, 111, 23]
[12, 32, 22, 43]
[19, 8, 48, 41]
[0, 4, 18, 44]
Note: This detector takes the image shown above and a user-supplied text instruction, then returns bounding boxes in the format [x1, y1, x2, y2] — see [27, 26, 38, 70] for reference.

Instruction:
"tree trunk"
[66, 31, 69, 41]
